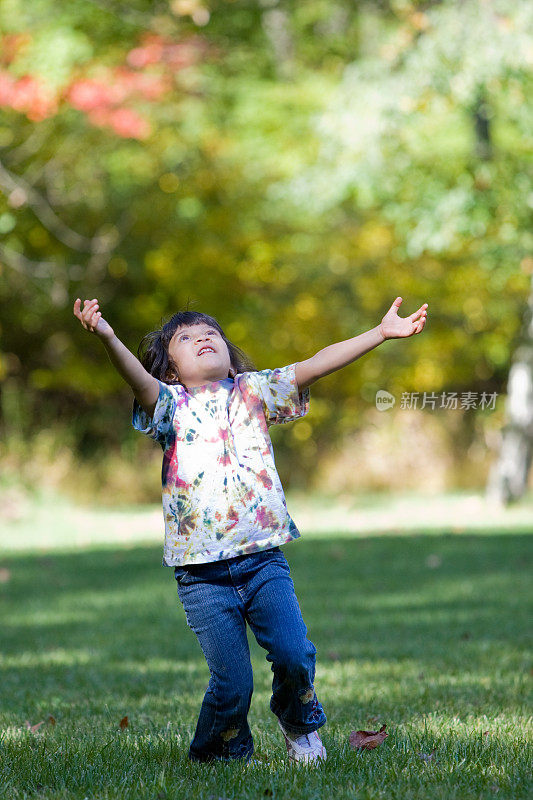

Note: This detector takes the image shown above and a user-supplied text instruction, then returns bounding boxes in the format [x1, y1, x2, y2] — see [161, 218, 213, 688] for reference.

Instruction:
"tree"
[278, 0, 533, 501]
[1, 0, 531, 500]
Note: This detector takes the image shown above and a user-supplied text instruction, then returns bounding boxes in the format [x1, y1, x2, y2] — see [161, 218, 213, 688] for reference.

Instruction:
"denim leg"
[175, 564, 254, 762]
[241, 551, 327, 736]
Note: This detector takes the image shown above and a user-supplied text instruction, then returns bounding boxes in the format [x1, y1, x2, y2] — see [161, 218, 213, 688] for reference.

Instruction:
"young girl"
[73, 295, 428, 765]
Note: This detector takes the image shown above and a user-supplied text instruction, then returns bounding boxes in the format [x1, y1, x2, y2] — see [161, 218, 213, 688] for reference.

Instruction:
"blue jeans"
[174, 546, 326, 763]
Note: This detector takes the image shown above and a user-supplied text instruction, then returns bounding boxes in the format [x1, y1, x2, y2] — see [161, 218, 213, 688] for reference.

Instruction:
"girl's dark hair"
[137, 309, 257, 385]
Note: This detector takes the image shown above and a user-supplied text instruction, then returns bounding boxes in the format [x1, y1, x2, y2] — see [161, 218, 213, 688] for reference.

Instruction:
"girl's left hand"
[379, 297, 428, 340]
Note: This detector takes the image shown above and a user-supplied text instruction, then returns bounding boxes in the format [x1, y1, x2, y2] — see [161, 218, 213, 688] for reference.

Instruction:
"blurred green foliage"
[0, 0, 531, 497]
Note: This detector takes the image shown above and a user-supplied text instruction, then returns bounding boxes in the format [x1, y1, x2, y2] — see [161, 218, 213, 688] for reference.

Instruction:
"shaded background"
[0, 0, 532, 508]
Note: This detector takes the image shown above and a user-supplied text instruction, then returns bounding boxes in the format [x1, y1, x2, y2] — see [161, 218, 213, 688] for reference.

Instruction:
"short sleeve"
[249, 362, 310, 426]
[132, 379, 180, 445]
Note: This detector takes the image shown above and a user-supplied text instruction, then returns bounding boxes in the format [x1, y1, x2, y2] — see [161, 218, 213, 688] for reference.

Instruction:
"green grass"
[0, 527, 531, 799]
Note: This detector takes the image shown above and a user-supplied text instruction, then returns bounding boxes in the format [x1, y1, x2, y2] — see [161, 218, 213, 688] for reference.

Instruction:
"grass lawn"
[0, 497, 531, 799]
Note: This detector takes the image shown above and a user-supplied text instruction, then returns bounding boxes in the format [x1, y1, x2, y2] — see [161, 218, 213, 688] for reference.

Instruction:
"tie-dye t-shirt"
[132, 362, 310, 567]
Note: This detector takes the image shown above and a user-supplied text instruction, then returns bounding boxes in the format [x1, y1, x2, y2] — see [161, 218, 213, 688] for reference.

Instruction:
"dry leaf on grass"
[349, 723, 388, 750]
[0, 568, 11, 583]
[24, 721, 45, 734]
[119, 716, 129, 730]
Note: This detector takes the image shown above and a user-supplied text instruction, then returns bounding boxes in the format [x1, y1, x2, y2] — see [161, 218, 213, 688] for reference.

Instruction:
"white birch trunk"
[486, 273, 533, 505]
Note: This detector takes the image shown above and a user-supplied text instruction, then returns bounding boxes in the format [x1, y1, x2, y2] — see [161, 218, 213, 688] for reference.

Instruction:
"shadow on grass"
[0, 532, 531, 724]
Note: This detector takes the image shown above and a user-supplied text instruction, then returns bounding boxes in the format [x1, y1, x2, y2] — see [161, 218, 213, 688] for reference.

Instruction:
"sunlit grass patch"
[0, 529, 531, 799]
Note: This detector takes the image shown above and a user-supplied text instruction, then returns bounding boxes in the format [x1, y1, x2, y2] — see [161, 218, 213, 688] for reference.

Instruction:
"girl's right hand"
[73, 298, 114, 340]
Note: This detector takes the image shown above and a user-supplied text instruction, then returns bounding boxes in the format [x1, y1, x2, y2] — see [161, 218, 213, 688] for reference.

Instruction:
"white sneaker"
[277, 719, 327, 764]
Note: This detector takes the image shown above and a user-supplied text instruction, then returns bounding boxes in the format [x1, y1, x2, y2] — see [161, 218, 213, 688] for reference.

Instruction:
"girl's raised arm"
[73, 298, 159, 417]
[295, 297, 428, 392]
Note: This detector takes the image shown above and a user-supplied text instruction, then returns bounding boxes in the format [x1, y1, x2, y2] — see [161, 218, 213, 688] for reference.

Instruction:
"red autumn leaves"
[0, 31, 209, 136]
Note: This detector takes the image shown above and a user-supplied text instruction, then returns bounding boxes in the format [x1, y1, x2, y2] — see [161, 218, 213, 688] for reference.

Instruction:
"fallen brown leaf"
[119, 716, 129, 730]
[349, 723, 388, 750]
[24, 720, 45, 734]
[0, 568, 11, 583]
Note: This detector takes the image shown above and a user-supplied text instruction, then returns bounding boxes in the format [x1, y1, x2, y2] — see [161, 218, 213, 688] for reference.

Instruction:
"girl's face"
[167, 323, 233, 388]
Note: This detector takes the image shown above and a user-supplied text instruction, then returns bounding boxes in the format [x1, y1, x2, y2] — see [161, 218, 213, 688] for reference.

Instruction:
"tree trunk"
[262, 4, 295, 80]
[486, 272, 533, 505]
[473, 90, 492, 160]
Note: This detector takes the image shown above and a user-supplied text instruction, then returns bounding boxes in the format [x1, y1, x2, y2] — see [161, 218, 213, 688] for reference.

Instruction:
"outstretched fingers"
[415, 313, 427, 334]
[73, 298, 101, 331]
[409, 303, 428, 321]
[407, 303, 428, 335]
[86, 301, 101, 329]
